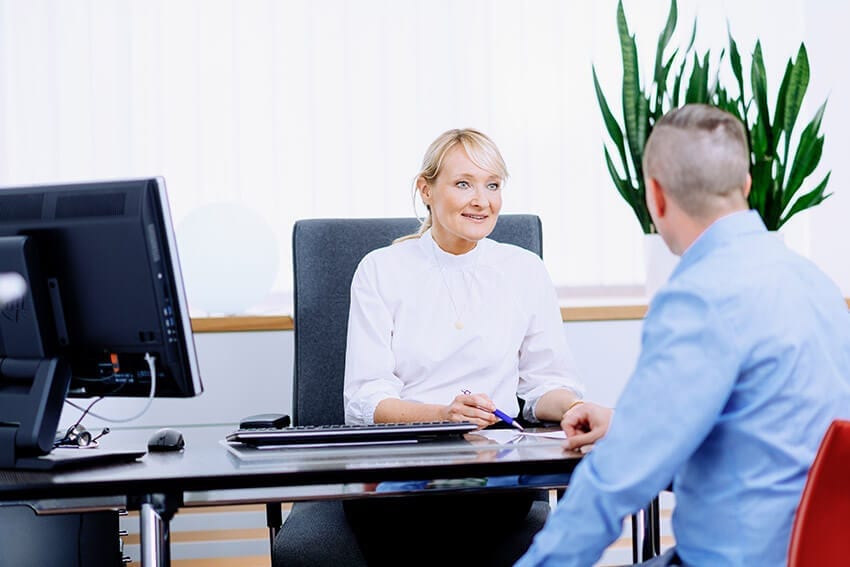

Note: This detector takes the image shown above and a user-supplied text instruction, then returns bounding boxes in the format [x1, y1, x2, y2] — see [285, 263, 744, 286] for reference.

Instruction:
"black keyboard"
[226, 421, 477, 447]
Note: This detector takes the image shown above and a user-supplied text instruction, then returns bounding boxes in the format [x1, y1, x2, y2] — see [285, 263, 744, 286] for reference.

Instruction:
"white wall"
[63, 330, 295, 430]
[68, 319, 643, 431]
[805, 1, 850, 296]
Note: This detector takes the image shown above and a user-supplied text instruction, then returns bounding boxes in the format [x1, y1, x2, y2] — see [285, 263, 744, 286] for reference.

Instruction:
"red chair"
[787, 419, 850, 566]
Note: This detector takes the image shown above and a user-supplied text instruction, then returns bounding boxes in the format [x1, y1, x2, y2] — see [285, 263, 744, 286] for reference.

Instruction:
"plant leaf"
[771, 57, 793, 187]
[685, 51, 710, 103]
[653, 0, 678, 84]
[604, 146, 652, 233]
[617, 0, 644, 188]
[784, 133, 824, 207]
[772, 58, 792, 153]
[592, 66, 628, 167]
[654, 48, 679, 116]
[603, 146, 632, 202]
[707, 48, 726, 98]
[671, 55, 687, 106]
[749, 149, 771, 221]
[779, 172, 831, 229]
[727, 26, 745, 100]
[783, 101, 826, 207]
[635, 92, 649, 182]
[750, 41, 773, 153]
[751, 114, 768, 157]
[781, 44, 810, 153]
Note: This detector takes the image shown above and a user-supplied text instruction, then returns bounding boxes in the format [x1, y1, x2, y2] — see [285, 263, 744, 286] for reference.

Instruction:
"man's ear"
[742, 173, 752, 200]
[647, 177, 667, 219]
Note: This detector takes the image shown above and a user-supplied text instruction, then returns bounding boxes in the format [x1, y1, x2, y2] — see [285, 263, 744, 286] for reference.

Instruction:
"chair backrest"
[291, 214, 543, 426]
[787, 419, 850, 566]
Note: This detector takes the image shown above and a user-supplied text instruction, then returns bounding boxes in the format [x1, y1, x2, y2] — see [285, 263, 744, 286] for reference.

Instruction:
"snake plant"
[593, 0, 830, 233]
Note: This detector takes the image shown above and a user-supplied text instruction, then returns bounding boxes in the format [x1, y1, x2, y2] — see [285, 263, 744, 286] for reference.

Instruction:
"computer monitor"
[0, 177, 202, 469]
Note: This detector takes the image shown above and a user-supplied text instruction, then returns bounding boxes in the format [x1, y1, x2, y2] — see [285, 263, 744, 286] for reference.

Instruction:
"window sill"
[189, 297, 850, 334]
[189, 302, 648, 334]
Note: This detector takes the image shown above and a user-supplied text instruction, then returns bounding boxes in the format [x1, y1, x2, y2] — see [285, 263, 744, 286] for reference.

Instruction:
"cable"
[55, 396, 105, 447]
[63, 353, 157, 423]
[64, 396, 105, 430]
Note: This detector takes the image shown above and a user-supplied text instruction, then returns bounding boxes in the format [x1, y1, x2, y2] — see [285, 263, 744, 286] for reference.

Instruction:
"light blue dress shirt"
[517, 210, 850, 567]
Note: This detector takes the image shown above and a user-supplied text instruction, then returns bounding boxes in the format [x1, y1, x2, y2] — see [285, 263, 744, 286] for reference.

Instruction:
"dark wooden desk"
[0, 425, 581, 566]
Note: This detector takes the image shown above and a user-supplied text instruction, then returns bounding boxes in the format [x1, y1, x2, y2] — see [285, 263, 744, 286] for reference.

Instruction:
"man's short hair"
[643, 104, 750, 218]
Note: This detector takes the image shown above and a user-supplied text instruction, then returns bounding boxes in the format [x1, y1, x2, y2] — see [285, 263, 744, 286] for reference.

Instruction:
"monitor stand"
[11, 448, 146, 471]
[0, 357, 144, 471]
[0, 237, 146, 472]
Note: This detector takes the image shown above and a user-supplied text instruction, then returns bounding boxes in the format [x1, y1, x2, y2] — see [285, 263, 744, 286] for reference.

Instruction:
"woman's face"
[420, 145, 502, 255]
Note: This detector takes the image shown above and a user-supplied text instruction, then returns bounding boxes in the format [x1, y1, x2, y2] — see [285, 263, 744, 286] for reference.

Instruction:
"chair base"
[273, 496, 549, 567]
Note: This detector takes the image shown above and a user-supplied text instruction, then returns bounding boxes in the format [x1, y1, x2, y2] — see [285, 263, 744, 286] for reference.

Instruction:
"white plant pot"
[644, 233, 679, 299]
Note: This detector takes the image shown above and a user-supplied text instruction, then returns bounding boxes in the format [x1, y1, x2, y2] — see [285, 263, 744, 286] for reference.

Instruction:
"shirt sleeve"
[516, 288, 740, 566]
[516, 256, 585, 422]
[343, 255, 403, 425]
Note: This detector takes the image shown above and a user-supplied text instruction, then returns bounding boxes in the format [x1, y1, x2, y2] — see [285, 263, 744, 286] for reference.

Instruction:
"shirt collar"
[419, 228, 482, 270]
[672, 209, 766, 279]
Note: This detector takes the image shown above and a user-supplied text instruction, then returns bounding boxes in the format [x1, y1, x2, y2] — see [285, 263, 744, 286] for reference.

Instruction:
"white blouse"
[343, 229, 584, 425]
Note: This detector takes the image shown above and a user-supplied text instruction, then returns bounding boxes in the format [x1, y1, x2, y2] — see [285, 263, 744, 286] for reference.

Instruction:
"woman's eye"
[456, 181, 470, 189]
[487, 183, 500, 191]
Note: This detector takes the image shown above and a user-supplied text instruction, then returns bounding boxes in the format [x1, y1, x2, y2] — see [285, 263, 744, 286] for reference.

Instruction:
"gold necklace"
[431, 238, 477, 331]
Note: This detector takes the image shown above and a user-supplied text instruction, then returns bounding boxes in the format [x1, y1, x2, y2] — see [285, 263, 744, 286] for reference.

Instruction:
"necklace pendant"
[454, 320, 464, 330]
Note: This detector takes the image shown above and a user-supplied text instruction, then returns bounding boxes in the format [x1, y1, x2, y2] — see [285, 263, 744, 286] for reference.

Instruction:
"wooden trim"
[190, 298, 850, 333]
[191, 316, 294, 333]
[560, 305, 647, 321]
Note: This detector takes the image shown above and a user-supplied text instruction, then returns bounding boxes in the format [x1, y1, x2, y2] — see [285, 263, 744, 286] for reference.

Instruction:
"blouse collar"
[419, 229, 482, 270]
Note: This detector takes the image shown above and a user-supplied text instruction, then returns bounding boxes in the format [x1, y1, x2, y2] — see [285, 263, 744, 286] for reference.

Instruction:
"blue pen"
[462, 390, 525, 431]
[492, 408, 525, 431]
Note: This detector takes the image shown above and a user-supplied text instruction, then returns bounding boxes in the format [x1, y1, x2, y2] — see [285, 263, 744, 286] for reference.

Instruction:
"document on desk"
[474, 429, 567, 444]
[521, 430, 567, 439]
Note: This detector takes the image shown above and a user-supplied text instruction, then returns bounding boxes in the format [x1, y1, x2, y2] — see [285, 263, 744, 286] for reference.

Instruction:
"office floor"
[123, 494, 675, 566]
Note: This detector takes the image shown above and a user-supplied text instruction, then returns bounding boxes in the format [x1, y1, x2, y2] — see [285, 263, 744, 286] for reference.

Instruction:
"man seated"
[517, 104, 850, 566]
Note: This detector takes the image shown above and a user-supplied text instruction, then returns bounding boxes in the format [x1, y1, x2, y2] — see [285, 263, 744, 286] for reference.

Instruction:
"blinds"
[0, 0, 818, 314]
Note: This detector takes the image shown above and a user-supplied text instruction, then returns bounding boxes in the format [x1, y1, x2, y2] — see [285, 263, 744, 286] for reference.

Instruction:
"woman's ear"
[417, 178, 431, 205]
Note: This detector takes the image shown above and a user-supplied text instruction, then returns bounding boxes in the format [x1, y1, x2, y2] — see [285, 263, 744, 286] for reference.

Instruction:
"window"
[2, 0, 837, 315]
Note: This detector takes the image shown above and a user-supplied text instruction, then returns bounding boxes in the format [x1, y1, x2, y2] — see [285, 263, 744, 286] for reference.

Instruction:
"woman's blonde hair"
[395, 128, 509, 243]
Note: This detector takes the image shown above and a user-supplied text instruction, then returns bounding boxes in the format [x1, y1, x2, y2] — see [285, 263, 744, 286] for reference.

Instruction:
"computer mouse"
[147, 427, 185, 452]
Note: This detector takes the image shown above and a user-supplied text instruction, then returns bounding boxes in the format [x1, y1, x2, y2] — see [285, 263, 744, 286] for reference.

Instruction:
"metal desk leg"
[652, 496, 661, 552]
[641, 495, 661, 561]
[631, 511, 640, 564]
[266, 501, 283, 555]
[629, 494, 662, 564]
[139, 493, 181, 567]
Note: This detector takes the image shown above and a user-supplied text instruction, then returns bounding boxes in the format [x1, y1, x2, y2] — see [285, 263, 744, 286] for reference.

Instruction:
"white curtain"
[0, 0, 822, 314]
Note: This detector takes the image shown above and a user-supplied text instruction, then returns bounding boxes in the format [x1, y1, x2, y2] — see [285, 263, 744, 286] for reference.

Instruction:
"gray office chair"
[273, 215, 550, 566]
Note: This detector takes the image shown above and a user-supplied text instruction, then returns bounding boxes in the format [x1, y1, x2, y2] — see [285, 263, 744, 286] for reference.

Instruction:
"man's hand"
[561, 402, 613, 450]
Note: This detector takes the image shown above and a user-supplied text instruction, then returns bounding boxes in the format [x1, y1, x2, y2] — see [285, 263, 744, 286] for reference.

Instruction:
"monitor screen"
[0, 177, 202, 465]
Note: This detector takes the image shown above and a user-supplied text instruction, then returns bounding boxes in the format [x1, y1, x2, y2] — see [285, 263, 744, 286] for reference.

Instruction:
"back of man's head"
[643, 104, 750, 220]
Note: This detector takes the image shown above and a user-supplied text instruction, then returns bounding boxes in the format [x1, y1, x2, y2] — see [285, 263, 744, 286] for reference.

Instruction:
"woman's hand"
[446, 391, 499, 430]
[561, 401, 613, 450]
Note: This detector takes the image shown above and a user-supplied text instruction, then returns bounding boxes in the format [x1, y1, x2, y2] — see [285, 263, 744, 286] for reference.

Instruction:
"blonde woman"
[344, 128, 592, 431]
[340, 129, 605, 566]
